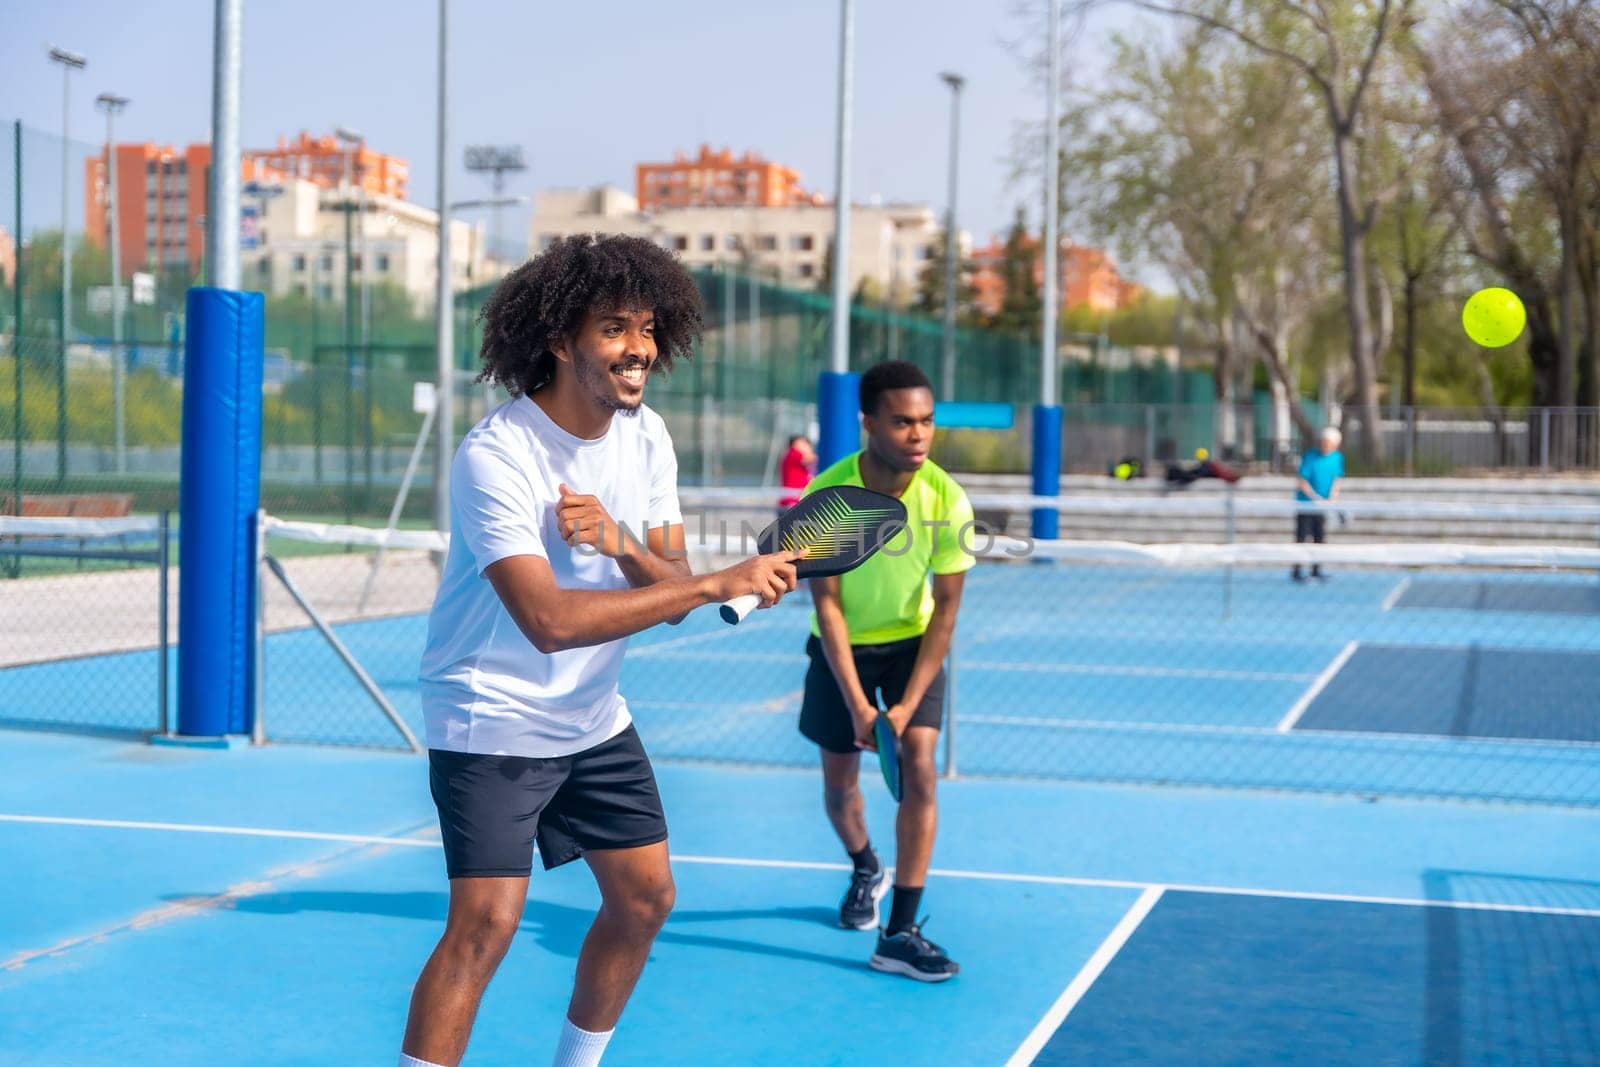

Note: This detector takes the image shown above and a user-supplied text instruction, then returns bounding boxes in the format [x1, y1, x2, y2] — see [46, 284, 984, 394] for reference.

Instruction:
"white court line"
[958, 714, 1600, 751]
[630, 649, 805, 664]
[1382, 577, 1413, 612]
[632, 689, 804, 716]
[6, 812, 1600, 919]
[0, 813, 439, 848]
[960, 661, 1315, 683]
[1004, 886, 1165, 1067]
[1277, 640, 1359, 733]
[969, 627, 1374, 651]
[962, 715, 1281, 736]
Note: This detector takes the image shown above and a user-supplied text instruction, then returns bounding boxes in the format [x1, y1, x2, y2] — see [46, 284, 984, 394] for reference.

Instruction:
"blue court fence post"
[173, 287, 264, 743]
[1031, 403, 1063, 540]
[817, 370, 861, 471]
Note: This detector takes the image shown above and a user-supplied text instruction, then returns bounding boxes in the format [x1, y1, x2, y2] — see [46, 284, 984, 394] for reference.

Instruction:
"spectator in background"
[1292, 426, 1345, 583]
[779, 434, 817, 514]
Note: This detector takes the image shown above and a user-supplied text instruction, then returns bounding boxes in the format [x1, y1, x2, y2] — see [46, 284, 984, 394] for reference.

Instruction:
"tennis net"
[5, 504, 1597, 808]
[0, 514, 174, 736]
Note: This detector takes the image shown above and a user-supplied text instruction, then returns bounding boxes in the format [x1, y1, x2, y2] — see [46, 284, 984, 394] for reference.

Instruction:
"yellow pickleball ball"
[1462, 287, 1526, 348]
[1114, 462, 1132, 480]
[1195, 447, 1209, 461]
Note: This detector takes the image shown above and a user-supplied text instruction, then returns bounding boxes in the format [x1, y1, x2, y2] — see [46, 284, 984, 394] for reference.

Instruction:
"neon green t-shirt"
[805, 452, 977, 645]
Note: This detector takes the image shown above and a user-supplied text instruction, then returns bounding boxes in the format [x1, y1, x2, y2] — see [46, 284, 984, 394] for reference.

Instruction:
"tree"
[1386, 159, 1458, 412]
[1074, 0, 1419, 465]
[1416, 0, 1600, 460]
[913, 228, 980, 322]
[1045, 21, 1336, 454]
[989, 205, 1043, 338]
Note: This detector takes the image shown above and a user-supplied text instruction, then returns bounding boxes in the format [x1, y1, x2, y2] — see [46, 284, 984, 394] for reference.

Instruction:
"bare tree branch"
[1125, 0, 1334, 93]
[1345, 0, 1400, 133]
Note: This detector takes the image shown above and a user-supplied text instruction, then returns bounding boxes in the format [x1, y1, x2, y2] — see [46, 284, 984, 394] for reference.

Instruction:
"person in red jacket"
[778, 434, 817, 514]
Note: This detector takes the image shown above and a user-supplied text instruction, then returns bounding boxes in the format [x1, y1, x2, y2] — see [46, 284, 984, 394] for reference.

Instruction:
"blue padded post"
[817, 370, 862, 471]
[177, 287, 264, 737]
[1031, 404, 1063, 540]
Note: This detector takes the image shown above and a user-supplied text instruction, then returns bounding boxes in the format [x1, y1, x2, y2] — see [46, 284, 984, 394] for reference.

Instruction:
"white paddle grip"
[719, 592, 761, 625]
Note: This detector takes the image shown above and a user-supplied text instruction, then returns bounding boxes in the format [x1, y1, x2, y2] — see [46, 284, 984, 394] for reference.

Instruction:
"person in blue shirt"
[1293, 427, 1345, 582]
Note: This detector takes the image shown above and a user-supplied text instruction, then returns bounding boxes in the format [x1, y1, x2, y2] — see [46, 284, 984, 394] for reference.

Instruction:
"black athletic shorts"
[799, 633, 946, 755]
[428, 723, 668, 878]
[1295, 513, 1327, 543]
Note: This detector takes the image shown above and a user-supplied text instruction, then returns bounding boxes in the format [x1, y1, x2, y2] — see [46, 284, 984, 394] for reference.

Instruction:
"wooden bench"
[0, 493, 136, 518]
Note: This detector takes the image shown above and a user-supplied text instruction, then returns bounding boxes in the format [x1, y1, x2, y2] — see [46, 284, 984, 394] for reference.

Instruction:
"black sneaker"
[869, 918, 959, 982]
[839, 865, 888, 930]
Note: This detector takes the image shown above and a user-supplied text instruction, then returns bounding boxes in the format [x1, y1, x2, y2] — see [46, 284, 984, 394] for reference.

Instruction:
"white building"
[239, 178, 486, 312]
[528, 185, 964, 302]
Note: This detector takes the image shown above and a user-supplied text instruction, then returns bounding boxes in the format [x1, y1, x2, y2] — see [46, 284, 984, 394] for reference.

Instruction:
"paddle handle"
[719, 592, 761, 625]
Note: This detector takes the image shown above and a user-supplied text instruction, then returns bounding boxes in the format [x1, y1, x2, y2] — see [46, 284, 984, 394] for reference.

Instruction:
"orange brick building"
[248, 132, 407, 200]
[636, 145, 816, 213]
[971, 234, 1142, 316]
[85, 132, 408, 280]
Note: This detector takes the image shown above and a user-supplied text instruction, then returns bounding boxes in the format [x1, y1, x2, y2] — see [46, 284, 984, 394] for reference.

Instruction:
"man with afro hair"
[402, 234, 799, 1067]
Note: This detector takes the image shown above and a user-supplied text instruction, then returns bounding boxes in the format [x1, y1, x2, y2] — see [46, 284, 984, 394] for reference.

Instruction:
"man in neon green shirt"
[798, 360, 975, 982]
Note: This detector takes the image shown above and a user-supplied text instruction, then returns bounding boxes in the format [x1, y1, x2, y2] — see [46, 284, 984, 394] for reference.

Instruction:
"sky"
[1, 0, 1153, 279]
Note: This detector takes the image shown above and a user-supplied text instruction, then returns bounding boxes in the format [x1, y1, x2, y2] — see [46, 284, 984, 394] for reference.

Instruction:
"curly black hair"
[475, 233, 706, 397]
[860, 359, 933, 415]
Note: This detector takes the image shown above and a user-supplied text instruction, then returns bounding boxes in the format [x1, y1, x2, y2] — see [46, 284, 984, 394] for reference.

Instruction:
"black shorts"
[1295, 513, 1327, 543]
[799, 633, 946, 755]
[428, 724, 668, 878]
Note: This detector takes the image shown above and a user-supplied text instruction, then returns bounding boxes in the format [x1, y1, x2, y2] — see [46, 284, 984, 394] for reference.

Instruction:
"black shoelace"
[895, 917, 942, 955]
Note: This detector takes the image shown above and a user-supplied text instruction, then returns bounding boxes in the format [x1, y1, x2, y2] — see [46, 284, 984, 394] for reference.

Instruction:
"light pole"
[49, 46, 85, 487]
[49, 47, 85, 349]
[829, 0, 853, 384]
[1042, 0, 1061, 411]
[329, 131, 363, 518]
[308, 239, 341, 489]
[939, 70, 965, 403]
[434, 0, 453, 539]
[818, 0, 856, 472]
[97, 92, 129, 473]
[208, 0, 242, 289]
[450, 195, 527, 414]
[1033, 0, 1064, 542]
[334, 126, 370, 361]
[464, 144, 527, 276]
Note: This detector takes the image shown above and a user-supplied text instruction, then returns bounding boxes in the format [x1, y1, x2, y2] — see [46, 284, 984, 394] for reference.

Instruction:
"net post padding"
[817, 370, 861, 471]
[177, 287, 263, 739]
[1031, 404, 1063, 540]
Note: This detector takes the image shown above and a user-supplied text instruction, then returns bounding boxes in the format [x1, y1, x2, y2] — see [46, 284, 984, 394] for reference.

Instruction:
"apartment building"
[84, 132, 477, 310]
[636, 145, 813, 213]
[530, 184, 952, 298]
[970, 234, 1143, 315]
[238, 180, 483, 311]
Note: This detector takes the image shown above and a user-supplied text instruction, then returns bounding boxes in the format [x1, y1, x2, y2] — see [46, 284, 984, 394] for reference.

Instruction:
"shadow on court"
[204, 890, 867, 972]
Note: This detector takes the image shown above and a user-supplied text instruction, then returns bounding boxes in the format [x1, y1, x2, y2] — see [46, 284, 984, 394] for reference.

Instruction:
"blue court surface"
[3, 728, 1599, 1066]
[4, 554, 1600, 1062]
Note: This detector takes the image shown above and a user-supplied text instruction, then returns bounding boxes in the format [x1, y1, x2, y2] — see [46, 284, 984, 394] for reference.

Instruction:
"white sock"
[551, 1017, 614, 1067]
[399, 1054, 446, 1067]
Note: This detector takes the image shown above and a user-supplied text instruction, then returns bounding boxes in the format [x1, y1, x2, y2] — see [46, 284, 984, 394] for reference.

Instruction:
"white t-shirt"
[418, 394, 682, 757]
